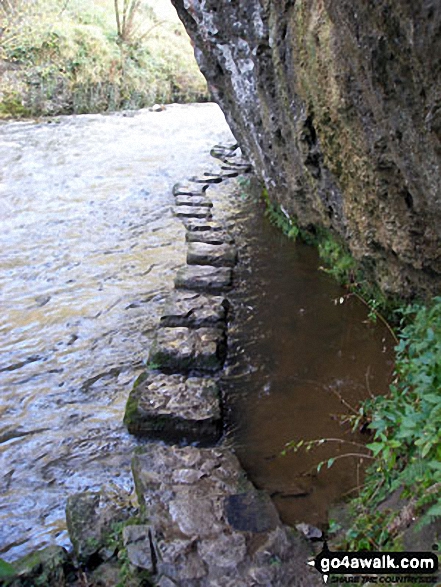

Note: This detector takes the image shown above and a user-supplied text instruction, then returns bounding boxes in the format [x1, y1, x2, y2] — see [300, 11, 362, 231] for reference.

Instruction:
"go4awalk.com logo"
[308, 543, 439, 584]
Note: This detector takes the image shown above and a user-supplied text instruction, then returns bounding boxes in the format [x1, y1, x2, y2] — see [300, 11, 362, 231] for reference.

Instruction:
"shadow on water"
[222, 197, 395, 529]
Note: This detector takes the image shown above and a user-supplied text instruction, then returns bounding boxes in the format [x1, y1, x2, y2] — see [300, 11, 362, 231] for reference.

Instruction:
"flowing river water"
[0, 103, 394, 562]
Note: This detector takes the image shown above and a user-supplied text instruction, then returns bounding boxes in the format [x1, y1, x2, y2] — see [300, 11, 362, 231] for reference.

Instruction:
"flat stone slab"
[174, 206, 213, 220]
[187, 242, 238, 267]
[175, 195, 213, 207]
[183, 219, 225, 232]
[175, 265, 233, 293]
[131, 445, 321, 586]
[149, 326, 227, 373]
[186, 229, 235, 245]
[159, 292, 230, 328]
[172, 182, 208, 196]
[124, 373, 221, 443]
[189, 175, 223, 184]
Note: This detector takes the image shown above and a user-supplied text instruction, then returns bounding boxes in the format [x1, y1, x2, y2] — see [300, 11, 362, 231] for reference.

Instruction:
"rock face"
[171, 0, 441, 299]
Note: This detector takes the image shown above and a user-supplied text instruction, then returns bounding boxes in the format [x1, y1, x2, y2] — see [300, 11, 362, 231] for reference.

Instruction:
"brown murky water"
[220, 192, 395, 529]
[0, 103, 394, 564]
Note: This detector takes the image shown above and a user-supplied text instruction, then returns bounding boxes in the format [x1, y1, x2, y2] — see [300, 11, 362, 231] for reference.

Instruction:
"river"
[0, 104, 236, 561]
[0, 103, 394, 563]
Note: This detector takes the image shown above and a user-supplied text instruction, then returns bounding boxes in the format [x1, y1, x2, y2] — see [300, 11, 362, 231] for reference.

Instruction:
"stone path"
[62, 145, 322, 586]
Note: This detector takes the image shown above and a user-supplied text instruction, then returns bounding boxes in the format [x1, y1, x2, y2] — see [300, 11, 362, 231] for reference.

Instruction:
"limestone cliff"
[171, 0, 441, 299]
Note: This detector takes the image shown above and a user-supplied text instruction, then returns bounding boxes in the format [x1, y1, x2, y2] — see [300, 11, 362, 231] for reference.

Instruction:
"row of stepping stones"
[116, 145, 321, 586]
[124, 144, 245, 445]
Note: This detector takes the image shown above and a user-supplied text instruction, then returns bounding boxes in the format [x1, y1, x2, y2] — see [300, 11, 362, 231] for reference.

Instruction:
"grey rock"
[124, 373, 221, 443]
[186, 229, 235, 245]
[159, 291, 230, 328]
[175, 265, 233, 293]
[65, 487, 135, 563]
[187, 242, 238, 267]
[122, 525, 154, 572]
[175, 195, 213, 207]
[131, 445, 322, 586]
[172, 182, 208, 196]
[174, 205, 213, 220]
[148, 326, 227, 373]
[190, 175, 222, 184]
[183, 219, 225, 232]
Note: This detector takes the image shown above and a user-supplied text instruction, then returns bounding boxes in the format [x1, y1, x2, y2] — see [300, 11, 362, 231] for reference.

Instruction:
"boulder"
[175, 265, 233, 293]
[65, 487, 135, 564]
[174, 195, 213, 208]
[187, 242, 238, 267]
[124, 373, 221, 443]
[159, 291, 230, 328]
[173, 206, 213, 220]
[185, 229, 235, 245]
[149, 326, 227, 373]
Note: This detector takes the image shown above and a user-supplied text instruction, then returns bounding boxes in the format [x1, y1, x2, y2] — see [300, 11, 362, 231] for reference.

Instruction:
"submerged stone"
[174, 195, 213, 207]
[187, 242, 238, 267]
[186, 229, 235, 245]
[159, 291, 230, 328]
[149, 326, 227, 373]
[173, 206, 213, 220]
[131, 444, 321, 586]
[124, 373, 221, 443]
[175, 265, 233, 293]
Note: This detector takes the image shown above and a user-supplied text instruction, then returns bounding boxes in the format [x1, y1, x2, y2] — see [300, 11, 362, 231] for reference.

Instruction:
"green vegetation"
[0, 0, 208, 118]
[0, 558, 15, 579]
[257, 183, 441, 551]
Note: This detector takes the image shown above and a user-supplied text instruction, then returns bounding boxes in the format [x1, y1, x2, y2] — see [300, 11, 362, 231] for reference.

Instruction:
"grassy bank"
[259, 184, 441, 552]
[0, 0, 209, 118]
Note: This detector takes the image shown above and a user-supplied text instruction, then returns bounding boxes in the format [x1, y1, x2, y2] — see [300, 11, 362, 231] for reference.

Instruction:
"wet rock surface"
[65, 487, 135, 564]
[173, 206, 213, 220]
[149, 326, 227, 374]
[159, 292, 230, 329]
[175, 195, 213, 208]
[185, 229, 235, 245]
[174, 265, 233, 293]
[187, 242, 238, 267]
[124, 373, 221, 443]
[131, 444, 321, 586]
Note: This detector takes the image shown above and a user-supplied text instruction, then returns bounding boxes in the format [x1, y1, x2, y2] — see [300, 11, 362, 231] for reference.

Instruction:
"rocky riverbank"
[3, 146, 322, 586]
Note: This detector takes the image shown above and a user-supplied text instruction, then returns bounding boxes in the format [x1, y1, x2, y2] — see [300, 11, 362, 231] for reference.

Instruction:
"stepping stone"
[175, 195, 213, 207]
[186, 230, 235, 245]
[159, 292, 230, 328]
[183, 219, 225, 232]
[190, 175, 223, 184]
[124, 373, 221, 443]
[175, 265, 233, 293]
[131, 445, 321, 586]
[174, 206, 212, 219]
[219, 170, 240, 178]
[187, 242, 238, 267]
[149, 326, 227, 373]
[172, 182, 208, 196]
